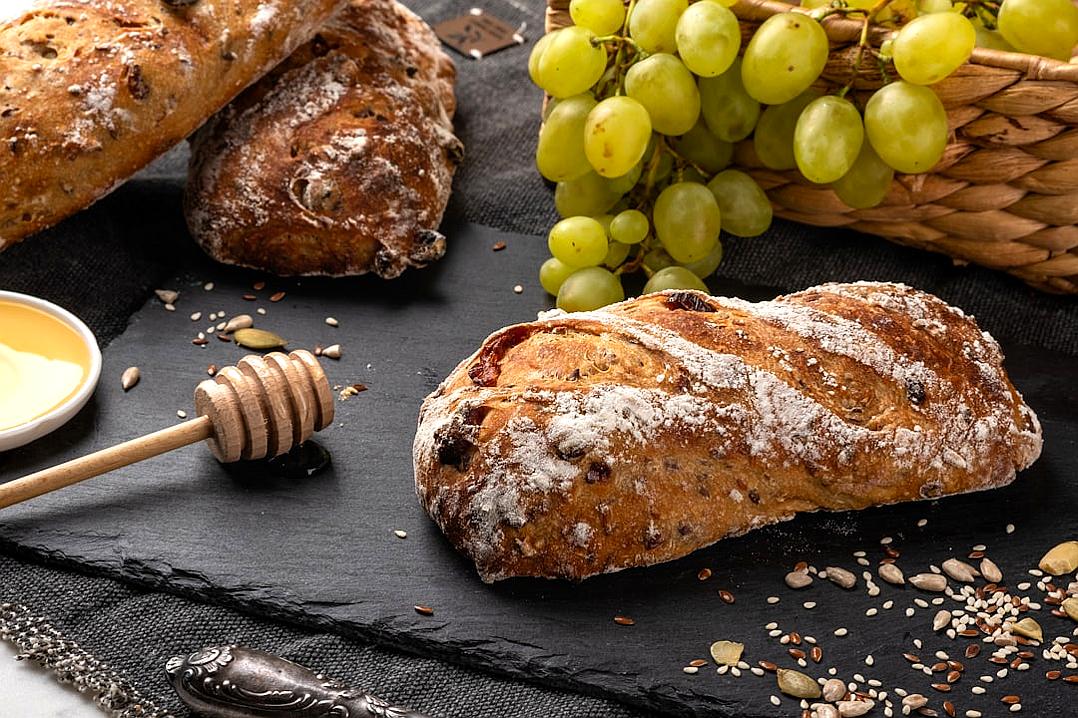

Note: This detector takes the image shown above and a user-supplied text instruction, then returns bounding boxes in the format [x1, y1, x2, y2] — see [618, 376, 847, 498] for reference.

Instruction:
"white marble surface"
[0, 639, 98, 718]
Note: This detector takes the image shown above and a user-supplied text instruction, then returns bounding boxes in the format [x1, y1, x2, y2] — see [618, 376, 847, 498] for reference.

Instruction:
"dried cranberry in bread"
[184, 0, 461, 278]
[0, 0, 347, 247]
[413, 283, 1042, 582]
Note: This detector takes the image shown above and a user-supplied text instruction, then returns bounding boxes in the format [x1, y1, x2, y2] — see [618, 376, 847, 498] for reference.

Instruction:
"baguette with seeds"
[413, 282, 1043, 582]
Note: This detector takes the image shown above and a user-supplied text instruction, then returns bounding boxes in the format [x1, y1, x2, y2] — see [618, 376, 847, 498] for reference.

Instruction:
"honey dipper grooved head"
[193, 350, 334, 462]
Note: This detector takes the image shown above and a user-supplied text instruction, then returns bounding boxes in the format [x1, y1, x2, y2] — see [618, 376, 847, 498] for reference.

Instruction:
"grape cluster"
[530, 0, 1078, 312]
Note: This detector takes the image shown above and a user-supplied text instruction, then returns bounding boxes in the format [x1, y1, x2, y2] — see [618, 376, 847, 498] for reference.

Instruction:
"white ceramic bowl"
[0, 291, 102, 452]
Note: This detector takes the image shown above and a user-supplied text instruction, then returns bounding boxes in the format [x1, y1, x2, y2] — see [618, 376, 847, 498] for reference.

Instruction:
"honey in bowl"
[0, 300, 92, 432]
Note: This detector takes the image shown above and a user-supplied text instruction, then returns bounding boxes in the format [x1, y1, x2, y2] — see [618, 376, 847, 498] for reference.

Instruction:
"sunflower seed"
[232, 328, 286, 350]
[1038, 542, 1078, 576]
[825, 566, 857, 589]
[223, 314, 253, 333]
[910, 573, 948, 592]
[786, 571, 813, 589]
[979, 557, 1003, 584]
[121, 366, 140, 391]
[877, 563, 905, 585]
[822, 677, 846, 702]
[777, 668, 821, 699]
[942, 559, 978, 583]
[321, 344, 342, 360]
[933, 610, 951, 631]
[902, 694, 928, 709]
[709, 640, 744, 666]
[837, 700, 874, 717]
[1010, 618, 1042, 642]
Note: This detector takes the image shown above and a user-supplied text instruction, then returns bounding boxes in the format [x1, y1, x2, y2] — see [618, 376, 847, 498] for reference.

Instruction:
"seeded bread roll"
[413, 283, 1043, 582]
[184, 0, 461, 278]
[0, 0, 347, 248]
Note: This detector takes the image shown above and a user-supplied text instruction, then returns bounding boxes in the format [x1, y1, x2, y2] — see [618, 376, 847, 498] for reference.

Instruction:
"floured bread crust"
[185, 0, 461, 278]
[0, 0, 347, 247]
[414, 283, 1043, 582]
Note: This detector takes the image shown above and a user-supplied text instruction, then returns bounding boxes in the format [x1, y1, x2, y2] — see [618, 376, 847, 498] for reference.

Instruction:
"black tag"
[435, 9, 524, 60]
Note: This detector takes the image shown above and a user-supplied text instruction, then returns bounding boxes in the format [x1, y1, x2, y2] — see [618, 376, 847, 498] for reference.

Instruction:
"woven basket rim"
[727, 0, 1078, 82]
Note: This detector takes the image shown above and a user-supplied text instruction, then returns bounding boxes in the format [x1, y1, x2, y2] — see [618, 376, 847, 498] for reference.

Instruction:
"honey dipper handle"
[0, 416, 214, 510]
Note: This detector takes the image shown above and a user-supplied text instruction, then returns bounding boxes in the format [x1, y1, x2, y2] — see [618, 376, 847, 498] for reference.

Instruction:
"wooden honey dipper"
[0, 350, 334, 510]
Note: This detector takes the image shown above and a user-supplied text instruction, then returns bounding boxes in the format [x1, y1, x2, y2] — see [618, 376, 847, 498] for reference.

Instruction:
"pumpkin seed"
[121, 366, 140, 391]
[1038, 541, 1078, 576]
[1062, 597, 1078, 623]
[1010, 618, 1042, 643]
[709, 640, 744, 667]
[776, 668, 821, 699]
[232, 328, 286, 350]
[223, 314, 253, 333]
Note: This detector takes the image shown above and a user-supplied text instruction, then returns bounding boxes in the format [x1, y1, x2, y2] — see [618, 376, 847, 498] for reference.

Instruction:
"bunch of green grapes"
[529, 0, 1078, 312]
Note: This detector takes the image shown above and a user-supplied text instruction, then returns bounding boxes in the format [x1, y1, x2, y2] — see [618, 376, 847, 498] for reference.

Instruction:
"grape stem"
[836, 0, 898, 99]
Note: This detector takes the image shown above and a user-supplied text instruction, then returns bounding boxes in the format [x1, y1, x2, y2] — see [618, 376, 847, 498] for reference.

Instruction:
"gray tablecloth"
[1, 0, 1076, 716]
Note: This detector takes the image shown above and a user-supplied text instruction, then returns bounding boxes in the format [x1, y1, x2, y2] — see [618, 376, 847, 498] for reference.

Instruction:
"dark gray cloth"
[0, 0, 1075, 715]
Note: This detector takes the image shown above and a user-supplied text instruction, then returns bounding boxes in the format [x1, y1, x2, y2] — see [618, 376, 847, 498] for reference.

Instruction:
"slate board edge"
[0, 536, 726, 718]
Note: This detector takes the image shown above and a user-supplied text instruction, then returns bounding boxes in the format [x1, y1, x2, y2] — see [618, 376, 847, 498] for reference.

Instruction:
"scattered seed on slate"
[414, 605, 434, 616]
[613, 615, 634, 626]
[826, 566, 857, 589]
[719, 590, 735, 604]
[786, 571, 813, 589]
[394, 530, 407, 539]
[697, 568, 712, 581]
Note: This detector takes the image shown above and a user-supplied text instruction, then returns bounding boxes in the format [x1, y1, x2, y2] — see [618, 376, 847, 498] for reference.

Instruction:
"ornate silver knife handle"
[165, 645, 430, 718]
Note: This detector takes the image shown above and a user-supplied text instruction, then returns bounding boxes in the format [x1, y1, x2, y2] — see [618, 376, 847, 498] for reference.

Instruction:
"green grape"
[594, 213, 614, 235]
[998, 0, 1078, 61]
[706, 170, 772, 237]
[536, 27, 608, 98]
[528, 33, 555, 87]
[832, 142, 894, 209]
[710, 0, 737, 6]
[973, 18, 1015, 52]
[793, 95, 864, 184]
[555, 171, 620, 218]
[628, 0, 687, 54]
[918, 0, 953, 12]
[609, 209, 649, 244]
[653, 182, 722, 263]
[669, 120, 733, 174]
[584, 96, 653, 177]
[741, 13, 829, 105]
[536, 94, 597, 182]
[606, 162, 643, 195]
[893, 12, 975, 86]
[570, 0, 626, 35]
[603, 240, 632, 268]
[643, 266, 709, 293]
[865, 81, 948, 174]
[625, 54, 701, 136]
[699, 58, 761, 142]
[556, 267, 625, 311]
[643, 246, 676, 273]
[540, 257, 576, 295]
[548, 216, 610, 268]
[753, 90, 818, 170]
[675, 1, 740, 78]
[682, 238, 724, 278]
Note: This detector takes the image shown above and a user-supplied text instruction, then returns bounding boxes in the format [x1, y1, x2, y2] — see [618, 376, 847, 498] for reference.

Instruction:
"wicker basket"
[546, 0, 1078, 294]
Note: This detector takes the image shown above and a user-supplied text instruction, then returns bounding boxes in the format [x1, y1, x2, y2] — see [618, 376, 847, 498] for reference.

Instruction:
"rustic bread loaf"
[184, 0, 461, 278]
[413, 283, 1043, 582]
[0, 0, 347, 248]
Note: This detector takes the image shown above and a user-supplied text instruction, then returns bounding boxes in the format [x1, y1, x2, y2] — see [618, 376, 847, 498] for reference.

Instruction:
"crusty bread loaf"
[413, 283, 1043, 582]
[0, 0, 347, 248]
[184, 0, 461, 278]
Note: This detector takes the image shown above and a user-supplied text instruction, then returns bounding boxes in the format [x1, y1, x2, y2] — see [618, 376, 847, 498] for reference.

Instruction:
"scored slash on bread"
[413, 283, 1042, 583]
[185, 0, 461, 278]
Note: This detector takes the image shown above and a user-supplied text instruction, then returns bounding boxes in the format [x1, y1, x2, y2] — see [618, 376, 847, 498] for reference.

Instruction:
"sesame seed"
[866, 655, 875, 666]
[803, 601, 817, 610]
[770, 695, 781, 706]
[866, 608, 878, 617]
[176, 410, 187, 419]
[884, 600, 895, 610]
[203, 282, 214, 291]
[730, 667, 741, 677]
[1006, 524, 1015, 534]
[766, 622, 778, 630]
[767, 596, 781, 604]
[257, 307, 267, 315]
[513, 285, 524, 294]
[917, 519, 928, 528]
[834, 628, 849, 637]
[325, 317, 339, 327]
[906, 608, 916, 617]
[683, 666, 699, 674]
[394, 530, 407, 539]
[717, 665, 729, 675]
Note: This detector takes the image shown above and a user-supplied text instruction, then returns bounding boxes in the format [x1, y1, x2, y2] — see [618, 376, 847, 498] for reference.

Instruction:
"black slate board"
[1, 216, 1076, 718]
